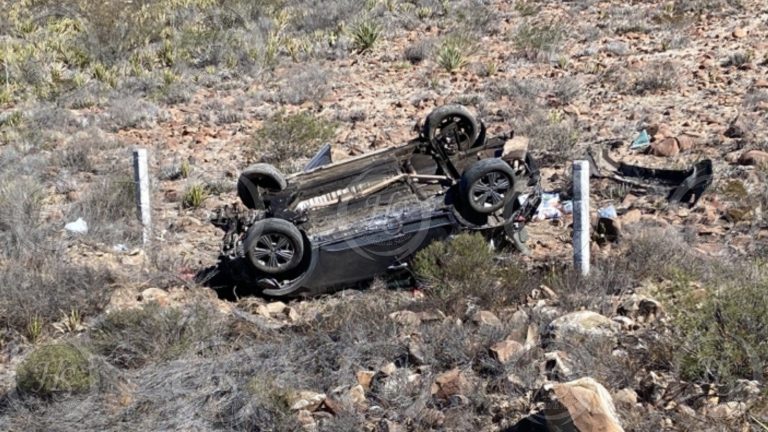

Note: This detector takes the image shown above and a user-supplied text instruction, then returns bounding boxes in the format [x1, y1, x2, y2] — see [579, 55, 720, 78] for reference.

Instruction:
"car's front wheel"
[244, 218, 305, 275]
[460, 159, 516, 214]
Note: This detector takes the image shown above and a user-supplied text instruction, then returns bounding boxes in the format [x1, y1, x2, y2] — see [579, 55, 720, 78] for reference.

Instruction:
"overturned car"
[202, 105, 542, 298]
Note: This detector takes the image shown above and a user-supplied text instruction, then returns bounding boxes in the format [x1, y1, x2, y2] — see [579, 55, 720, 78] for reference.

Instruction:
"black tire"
[244, 218, 305, 275]
[460, 159, 516, 214]
[237, 163, 287, 209]
[424, 105, 480, 154]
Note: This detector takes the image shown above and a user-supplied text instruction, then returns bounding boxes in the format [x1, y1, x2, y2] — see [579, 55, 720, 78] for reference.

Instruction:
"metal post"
[133, 149, 151, 246]
[573, 161, 590, 276]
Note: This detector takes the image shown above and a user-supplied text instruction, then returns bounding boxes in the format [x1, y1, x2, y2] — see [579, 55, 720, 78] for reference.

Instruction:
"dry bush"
[89, 302, 221, 369]
[518, 110, 580, 166]
[631, 61, 679, 95]
[273, 65, 330, 105]
[251, 110, 336, 172]
[512, 20, 563, 62]
[68, 168, 141, 244]
[0, 178, 116, 337]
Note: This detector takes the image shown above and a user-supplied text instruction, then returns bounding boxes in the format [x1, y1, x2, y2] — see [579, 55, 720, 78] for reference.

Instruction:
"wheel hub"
[251, 234, 295, 271]
[470, 172, 510, 209]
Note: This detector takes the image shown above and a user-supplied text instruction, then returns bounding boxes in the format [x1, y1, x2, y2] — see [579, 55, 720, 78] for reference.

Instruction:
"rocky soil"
[1, 0, 768, 431]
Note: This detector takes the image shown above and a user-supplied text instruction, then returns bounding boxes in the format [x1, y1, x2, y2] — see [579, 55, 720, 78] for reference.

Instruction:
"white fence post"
[573, 160, 590, 276]
[133, 149, 151, 246]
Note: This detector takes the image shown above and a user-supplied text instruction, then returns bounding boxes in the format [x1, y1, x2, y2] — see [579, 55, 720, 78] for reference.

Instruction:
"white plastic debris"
[64, 218, 88, 234]
[534, 193, 563, 221]
[598, 205, 618, 219]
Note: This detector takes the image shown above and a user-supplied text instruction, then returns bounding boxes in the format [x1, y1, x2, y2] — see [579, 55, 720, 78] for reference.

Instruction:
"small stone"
[490, 339, 525, 364]
[139, 288, 170, 306]
[380, 362, 397, 376]
[356, 370, 376, 390]
[650, 137, 680, 157]
[472, 310, 502, 327]
[286, 307, 300, 322]
[738, 150, 768, 167]
[708, 401, 746, 419]
[676, 134, 696, 151]
[614, 388, 638, 406]
[622, 209, 642, 225]
[389, 310, 421, 326]
[296, 410, 316, 430]
[756, 79, 768, 88]
[732, 28, 747, 38]
[343, 385, 367, 406]
[290, 391, 326, 411]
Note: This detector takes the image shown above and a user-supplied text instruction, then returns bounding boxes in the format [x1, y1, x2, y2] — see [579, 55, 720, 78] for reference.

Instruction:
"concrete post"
[572, 161, 590, 276]
[133, 149, 151, 245]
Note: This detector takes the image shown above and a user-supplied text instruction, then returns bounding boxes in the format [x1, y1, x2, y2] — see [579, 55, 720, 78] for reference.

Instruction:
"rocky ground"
[1, 0, 768, 431]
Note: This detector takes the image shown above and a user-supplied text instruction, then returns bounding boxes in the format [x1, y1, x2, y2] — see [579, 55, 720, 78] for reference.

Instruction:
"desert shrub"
[513, 20, 563, 62]
[413, 233, 527, 315]
[632, 61, 678, 95]
[251, 111, 336, 171]
[104, 96, 163, 131]
[69, 170, 141, 243]
[520, 110, 579, 165]
[275, 65, 330, 105]
[182, 183, 209, 208]
[404, 39, 434, 64]
[16, 343, 94, 396]
[351, 18, 382, 53]
[56, 143, 94, 173]
[666, 268, 768, 385]
[89, 302, 219, 369]
[436, 36, 470, 72]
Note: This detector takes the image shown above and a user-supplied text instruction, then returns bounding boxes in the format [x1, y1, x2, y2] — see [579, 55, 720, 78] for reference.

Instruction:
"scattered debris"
[64, 218, 89, 234]
[589, 145, 713, 207]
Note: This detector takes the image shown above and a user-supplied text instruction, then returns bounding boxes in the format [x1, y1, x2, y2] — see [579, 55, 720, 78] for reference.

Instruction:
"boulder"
[290, 391, 326, 411]
[545, 378, 624, 432]
[472, 310, 502, 327]
[547, 311, 618, 343]
[138, 288, 170, 306]
[649, 137, 680, 157]
[431, 369, 471, 399]
[738, 150, 768, 167]
[356, 370, 376, 390]
[490, 339, 525, 363]
[676, 134, 697, 151]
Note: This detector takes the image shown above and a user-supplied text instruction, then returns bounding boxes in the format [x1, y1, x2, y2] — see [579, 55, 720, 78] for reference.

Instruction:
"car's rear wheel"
[237, 163, 287, 209]
[460, 159, 516, 214]
[424, 105, 480, 155]
[245, 218, 304, 275]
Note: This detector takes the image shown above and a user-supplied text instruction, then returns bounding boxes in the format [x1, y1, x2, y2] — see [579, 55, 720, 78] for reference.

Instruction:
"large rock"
[290, 391, 326, 411]
[738, 150, 768, 167]
[431, 369, 471, 399]
[472, 310, 502, 327]
[547, 311, 619, 343]
[649, 137, 680, 157]
[545, 378, 624, 432]
[490, 339, 525, 363]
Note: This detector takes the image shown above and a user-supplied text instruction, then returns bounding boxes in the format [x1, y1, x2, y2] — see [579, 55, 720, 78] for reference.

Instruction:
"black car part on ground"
[588, 144, 713, 207]
[201, 105, 542, 298]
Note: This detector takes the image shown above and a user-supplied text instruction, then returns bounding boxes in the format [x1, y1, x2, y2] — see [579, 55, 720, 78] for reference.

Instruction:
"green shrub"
[252, 111, 336, 171]
[666, 270, 768, 385]
[413, 233, 525, 315]
[182, 183, 208, 209]
[437, 39, 468, 73]
[351, 18, 382, 53]
[16, 343, 94, 396]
